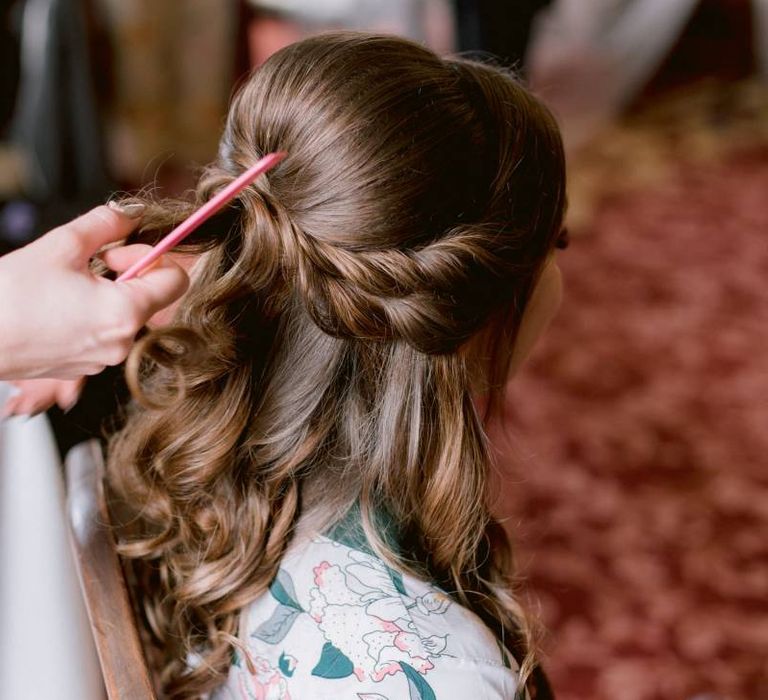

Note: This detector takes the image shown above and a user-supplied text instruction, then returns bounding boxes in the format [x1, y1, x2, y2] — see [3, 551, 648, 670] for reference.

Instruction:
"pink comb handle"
[117, 151, 287, 282]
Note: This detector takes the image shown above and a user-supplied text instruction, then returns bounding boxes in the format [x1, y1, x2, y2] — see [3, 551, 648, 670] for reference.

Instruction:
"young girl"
[107, 32, 566, 700]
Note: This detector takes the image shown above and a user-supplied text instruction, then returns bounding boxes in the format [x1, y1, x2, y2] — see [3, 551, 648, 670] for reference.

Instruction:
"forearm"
[0, 250, 29, 379]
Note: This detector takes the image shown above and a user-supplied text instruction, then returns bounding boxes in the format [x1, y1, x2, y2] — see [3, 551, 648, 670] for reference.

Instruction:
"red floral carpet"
[499, 138, 768, 700]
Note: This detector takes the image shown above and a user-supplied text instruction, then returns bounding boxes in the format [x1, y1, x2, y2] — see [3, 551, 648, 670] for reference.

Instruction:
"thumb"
[54, 204, 143, 263]
[115, 255, 190, 320]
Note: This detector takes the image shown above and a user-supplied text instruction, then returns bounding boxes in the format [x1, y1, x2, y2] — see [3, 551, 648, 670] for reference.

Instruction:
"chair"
[0, 388, 103, 699]
[65, 440, 156, 700]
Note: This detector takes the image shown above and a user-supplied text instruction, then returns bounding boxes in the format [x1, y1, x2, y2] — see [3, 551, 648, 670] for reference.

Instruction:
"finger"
[118, 257, 190, 320]
[100, 243, 155, 273]
[52, 205, 143, 263]
[3, 392, 47, 417]
[55, 378, 85, 412]
[3, 381, 42, 416]
[48, 364, 106, 379]
[1, 394, 21, 418]
[101, 245, 198, 276]
[2, 384, 23, 417]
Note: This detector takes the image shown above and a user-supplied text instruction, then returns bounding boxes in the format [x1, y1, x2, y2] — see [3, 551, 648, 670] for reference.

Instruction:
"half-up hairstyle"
[107, 32, 566, 699]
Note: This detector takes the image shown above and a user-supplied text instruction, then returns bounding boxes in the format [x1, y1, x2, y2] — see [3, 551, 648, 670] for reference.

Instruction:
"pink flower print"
[393, 631, 421, 653]
[371, 661, 402, 682]
[309, 561, 364, 623]
[307, 547, 450, 686]
[414, 591, 451, 616]
[362, 629, 435, 681]
[312, 562, 363, 606]
[313, 561, 332, 586]
[418, 634, 448, 656]
[236, 653, 292, 700]
[308, 587, 327, 623]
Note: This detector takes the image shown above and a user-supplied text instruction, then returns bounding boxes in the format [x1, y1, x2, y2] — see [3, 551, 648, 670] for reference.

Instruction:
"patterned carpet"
[497, 85, 768, 700]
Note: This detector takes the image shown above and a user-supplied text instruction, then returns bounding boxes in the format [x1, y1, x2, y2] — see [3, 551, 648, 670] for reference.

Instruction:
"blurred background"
[0, 1, 766, 699]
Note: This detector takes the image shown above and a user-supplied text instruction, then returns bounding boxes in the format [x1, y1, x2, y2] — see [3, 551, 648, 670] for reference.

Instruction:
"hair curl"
[107, 32, 566, 699]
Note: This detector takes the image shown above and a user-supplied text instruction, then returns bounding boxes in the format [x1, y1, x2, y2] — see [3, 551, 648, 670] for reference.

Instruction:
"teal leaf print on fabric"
[311, 641, 355, 679]
[232, 648, 243, 668]
[401, 662, 437, 700]
[269, 569, 302, 611]
[308, 551, 449, 683]
[387, 566, 407, 596]
[278, 651, 297, 677]
[250, 604, 301, 645]
[233, 653, 291, 699]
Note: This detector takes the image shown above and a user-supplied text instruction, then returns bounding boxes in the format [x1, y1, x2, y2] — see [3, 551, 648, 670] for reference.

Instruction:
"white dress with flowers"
[212, 510, 524, 700]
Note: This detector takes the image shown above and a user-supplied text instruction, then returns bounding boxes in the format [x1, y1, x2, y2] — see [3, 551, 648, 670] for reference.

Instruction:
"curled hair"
[108, 33, 565, 699]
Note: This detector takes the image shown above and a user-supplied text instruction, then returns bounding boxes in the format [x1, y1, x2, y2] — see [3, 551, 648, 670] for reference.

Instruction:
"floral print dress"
[212, 508, 524, 700]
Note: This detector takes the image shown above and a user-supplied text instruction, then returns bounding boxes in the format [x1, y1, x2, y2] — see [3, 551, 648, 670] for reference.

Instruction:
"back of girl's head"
[209, 32, 564, 351]
[109, 32, 565, 699]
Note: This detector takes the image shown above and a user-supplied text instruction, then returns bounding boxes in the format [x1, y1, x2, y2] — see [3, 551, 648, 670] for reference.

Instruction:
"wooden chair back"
[65, 440, 156, 700]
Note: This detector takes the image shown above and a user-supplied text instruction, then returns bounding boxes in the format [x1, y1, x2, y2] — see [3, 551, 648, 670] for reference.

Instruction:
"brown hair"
[107, 32, 565, 699]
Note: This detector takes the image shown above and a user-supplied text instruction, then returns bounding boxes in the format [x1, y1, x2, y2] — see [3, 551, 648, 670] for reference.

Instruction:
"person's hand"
[1, 378, 83, 418]
[0, 204, 189, 380]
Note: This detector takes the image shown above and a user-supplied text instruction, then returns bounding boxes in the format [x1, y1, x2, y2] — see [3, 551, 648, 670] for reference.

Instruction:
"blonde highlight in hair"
[107, 32, 565, 698]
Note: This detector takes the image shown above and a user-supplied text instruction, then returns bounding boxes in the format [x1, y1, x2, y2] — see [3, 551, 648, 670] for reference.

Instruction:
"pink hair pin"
[117, 151, 287, 282]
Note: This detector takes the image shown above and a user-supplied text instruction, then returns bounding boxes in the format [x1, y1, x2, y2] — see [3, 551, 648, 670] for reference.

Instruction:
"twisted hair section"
[107, 32, 565, 699]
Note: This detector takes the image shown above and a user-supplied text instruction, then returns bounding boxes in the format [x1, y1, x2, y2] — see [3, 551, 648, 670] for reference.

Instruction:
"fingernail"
[108, 201, 146, 218]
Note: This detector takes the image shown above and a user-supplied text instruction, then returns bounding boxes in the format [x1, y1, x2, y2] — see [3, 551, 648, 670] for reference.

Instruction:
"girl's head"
[110, 33, 565, 698]
[211, 31, 564, 356]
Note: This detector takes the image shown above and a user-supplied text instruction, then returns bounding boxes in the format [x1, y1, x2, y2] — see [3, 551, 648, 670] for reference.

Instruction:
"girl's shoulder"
[214, 530, 524, 699]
